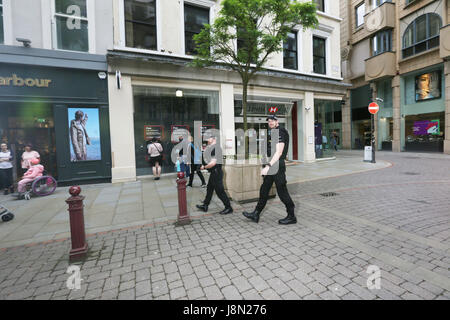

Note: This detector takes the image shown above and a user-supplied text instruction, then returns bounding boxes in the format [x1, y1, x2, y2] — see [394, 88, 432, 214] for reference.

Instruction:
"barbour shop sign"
[0, 74, 52, 88]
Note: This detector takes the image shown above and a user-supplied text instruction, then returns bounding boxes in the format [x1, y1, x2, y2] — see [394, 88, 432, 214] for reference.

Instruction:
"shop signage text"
[0, 74, 52, 88]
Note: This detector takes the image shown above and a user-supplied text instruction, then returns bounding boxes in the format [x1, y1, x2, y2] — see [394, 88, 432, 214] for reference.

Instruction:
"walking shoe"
[219, 207, 233, 215]
[196, 204, 208, 212]
[187, 184, 193, 188]
[201, 184, 207, 188]
[242, 209, 261, 223]
[278, 210, 297, 225]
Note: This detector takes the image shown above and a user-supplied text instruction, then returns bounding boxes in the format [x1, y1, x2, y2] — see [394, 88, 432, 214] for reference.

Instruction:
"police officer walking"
[196, 135, 233, 215]
[243, 115, 296, 224]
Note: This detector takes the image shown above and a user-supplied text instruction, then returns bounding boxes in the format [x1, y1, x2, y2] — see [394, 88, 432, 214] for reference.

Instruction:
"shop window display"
[314, 100, 342, 157]
[133, 87, 219, 176]
[405, 112, 445, 152]
[0, 103, 57, 181]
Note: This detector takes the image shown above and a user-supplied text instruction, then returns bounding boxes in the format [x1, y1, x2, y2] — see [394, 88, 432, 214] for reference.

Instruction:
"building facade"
[108, 0, 348, 183]
[340, 0, 450, 154]
[0, 0, 114, 184]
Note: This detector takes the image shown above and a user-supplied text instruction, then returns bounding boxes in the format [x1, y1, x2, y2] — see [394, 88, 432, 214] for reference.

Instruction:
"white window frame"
[181, 0, 215, 57]
[50, 0, 96, 53]
[118, 0, 161, 52]
[311, 30, 331, 76]
[355, 2, 365, 28]
[1, 0, 12, 45]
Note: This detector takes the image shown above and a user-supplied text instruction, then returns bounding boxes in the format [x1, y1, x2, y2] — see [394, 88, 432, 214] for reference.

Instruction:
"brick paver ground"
[0, 151, 449, 300]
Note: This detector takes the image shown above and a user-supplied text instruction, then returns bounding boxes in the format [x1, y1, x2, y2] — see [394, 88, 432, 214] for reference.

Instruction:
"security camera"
[376, 97, 384, 102]
[305, 106, 312, 111]
[16, 38, 31, 47]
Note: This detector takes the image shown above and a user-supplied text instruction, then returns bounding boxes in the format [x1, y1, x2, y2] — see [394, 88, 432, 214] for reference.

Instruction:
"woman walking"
[0, 143, 14, 195]
[148, 138, 163, 180]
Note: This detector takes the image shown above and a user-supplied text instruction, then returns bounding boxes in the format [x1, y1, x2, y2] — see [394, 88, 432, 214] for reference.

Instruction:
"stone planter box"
[223, 160, 276, 204]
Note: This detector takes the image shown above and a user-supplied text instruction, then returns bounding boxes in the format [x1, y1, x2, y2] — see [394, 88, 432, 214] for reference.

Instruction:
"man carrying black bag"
[243, 115, 296, 225]
[196, 134, 233, 215]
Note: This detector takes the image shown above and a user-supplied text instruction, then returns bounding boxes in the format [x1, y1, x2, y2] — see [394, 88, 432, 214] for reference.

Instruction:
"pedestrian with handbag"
[148, 137, 163, 180]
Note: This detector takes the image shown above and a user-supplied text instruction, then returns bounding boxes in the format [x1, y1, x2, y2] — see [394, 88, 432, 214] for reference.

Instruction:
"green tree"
[192, 0, 318, 158]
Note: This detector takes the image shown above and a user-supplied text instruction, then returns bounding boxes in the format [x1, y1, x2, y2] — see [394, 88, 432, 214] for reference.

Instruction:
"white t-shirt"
[147, 143, 163, 157]
[0, 150, 13, 169]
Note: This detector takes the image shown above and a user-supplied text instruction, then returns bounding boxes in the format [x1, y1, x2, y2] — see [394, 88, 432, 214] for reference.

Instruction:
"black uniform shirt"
[203, 144, 222, 172]
[267, 126, 289, 161]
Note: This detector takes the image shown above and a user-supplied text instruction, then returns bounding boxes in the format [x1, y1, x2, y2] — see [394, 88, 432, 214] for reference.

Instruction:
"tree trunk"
[242, 80, 249, 159]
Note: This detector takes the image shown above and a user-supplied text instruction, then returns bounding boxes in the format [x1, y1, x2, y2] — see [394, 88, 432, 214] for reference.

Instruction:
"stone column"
[392, 76, 401, 152]
[342, 90, 352, 149]
[108, 74, 137, 183]
[219, 84, 235, 157]
[445, 61, 450, 154]
[303, 91, 316, 162]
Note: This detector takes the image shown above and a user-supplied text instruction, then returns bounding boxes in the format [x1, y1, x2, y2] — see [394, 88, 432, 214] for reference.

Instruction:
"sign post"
[368, 102, 379, 164]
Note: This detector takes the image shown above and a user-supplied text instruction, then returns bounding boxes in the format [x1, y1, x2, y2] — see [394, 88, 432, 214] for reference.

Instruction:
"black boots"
[242, 209, 262, 223]
[219, 207, 233, 215]
[278, 209, 297, 225]
[196, 204, 208, 212]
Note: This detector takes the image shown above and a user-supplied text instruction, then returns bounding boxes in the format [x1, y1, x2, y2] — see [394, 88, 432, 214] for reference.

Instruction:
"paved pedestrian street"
[0, 151, 449, 300]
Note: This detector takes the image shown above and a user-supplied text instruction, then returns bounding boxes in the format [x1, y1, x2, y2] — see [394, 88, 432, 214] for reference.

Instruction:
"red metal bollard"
[66, 186, 88, 262]
[175, 172, 191, 226]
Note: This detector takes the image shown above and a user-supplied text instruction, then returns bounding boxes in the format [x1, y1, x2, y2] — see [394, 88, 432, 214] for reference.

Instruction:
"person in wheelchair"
[16, 158, 44, 200]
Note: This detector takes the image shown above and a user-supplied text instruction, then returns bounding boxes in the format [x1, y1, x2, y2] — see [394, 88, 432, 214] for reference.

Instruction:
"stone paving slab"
[0, 151, 449, 300]
[0, 153, 391, 249]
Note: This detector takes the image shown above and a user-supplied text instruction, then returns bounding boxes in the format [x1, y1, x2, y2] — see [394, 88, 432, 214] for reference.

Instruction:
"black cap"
[266, 115, 278, 121]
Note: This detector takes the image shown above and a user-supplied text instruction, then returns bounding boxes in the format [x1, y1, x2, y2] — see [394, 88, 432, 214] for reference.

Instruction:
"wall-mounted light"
[176, 89, 183, 97]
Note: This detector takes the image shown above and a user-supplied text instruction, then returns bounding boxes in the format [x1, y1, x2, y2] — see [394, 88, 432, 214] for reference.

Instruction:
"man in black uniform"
[243, 115, 296, 224]
[196, 135, 233, 215]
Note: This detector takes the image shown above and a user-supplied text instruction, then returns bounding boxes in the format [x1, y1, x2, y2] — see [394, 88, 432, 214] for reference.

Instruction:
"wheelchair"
[21, 171, 58, 200]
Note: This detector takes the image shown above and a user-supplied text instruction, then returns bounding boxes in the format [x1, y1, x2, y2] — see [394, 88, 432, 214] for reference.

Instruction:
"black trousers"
[255, 164, 295, 213]
[0, 168, 13, 190]
[204, 168, 231, 208]
[189, 164, 206, 186]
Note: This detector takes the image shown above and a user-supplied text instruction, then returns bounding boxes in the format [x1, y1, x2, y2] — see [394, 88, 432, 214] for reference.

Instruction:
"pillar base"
[392, 140, 401, 152]
[175, 218, 192, 227]
[69, 243, 89, 262]
[444, 140, 450, 154]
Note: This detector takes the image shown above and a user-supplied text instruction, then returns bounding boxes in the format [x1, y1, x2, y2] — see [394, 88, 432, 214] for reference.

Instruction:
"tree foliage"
[192, 0, 319, 158]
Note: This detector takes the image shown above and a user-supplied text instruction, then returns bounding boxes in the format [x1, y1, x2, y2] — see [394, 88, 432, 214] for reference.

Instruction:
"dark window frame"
[236, 19, 258, 65]
[372, 30, 392, 56]
[283, 30, 298, 70]
[313, 36, 327, 75]
[124, 0, 157, 50]
[184, 3, 210, 56]
[402, 13, 442, 59]
[314, 0, 325, 13]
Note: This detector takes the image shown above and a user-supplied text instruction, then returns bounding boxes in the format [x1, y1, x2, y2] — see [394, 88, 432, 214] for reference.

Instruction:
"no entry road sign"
[368, 102, 379, 115]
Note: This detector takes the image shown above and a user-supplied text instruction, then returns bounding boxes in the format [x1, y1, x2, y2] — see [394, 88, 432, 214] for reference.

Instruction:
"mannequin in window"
[70, 110, 91, 161]
[416, 73, 435, 100]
